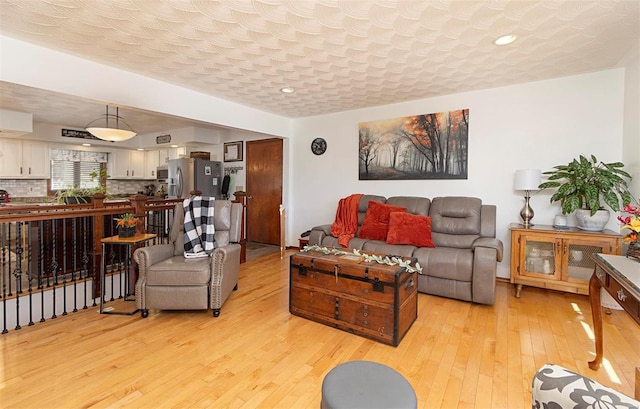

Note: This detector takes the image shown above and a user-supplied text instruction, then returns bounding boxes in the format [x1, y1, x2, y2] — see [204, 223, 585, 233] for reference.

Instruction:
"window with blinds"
[51, 161, 103, 190]
[49, 149, 108, 191]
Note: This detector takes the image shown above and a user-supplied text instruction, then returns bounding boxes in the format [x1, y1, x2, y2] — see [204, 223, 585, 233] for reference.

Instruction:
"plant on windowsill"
[115, 213, 138, 238]
[56, 168, 110, 204]
[538, 154, 632, 231]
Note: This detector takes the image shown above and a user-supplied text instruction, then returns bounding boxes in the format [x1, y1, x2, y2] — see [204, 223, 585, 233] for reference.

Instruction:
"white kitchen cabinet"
[0, 139, 22, 177]
[111, 149, 145, 179]
[158, 149, 170, 165]
[158, 147, 185, 164]
[111, 150, 128, 178]
[131, 150, 145, 178]
[158, 148, 179, 164]
[23, 141, 49, 178]
[0, 139, 49, 178]
[145, 150, 159, 179]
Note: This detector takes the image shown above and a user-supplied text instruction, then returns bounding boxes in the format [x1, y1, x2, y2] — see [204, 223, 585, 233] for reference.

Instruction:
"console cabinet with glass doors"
[509, 224, 622, 297]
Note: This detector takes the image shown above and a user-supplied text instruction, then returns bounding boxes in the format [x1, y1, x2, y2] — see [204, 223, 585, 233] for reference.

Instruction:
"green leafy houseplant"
[56, 168, 110, 204]
[538, 154, 632, 216]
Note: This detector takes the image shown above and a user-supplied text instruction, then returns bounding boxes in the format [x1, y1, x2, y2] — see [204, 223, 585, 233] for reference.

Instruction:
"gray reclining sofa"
[309, 195, 503, 305]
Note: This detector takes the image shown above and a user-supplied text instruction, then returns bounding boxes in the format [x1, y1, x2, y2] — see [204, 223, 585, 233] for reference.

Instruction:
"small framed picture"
[224, 141, 243, 162]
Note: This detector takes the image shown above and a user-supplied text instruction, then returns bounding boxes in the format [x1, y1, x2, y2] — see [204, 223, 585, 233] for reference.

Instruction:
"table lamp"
[514, 169, 541, 227]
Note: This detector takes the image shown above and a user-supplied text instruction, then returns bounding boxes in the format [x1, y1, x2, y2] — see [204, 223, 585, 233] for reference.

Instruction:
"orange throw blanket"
[331, 194, 363, 247]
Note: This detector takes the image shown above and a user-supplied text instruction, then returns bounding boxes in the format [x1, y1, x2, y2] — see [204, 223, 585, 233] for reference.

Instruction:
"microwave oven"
[156, 166, 169, 183]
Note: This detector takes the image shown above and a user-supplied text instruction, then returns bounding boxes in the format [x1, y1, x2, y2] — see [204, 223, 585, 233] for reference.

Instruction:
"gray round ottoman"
[321, 360, 417, 409]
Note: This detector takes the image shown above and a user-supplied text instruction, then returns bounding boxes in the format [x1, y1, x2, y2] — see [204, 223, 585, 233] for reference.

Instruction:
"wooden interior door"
[246, 138, 283, 245]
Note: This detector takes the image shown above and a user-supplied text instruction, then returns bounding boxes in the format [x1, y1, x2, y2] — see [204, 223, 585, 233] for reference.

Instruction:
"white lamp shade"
[86, 127, 136, 142]
[514, 169, 541, 191]
[85, 106, 136, 142]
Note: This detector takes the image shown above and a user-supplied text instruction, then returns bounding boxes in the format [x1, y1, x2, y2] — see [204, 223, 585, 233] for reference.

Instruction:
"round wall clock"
[311, 137, 327, 155]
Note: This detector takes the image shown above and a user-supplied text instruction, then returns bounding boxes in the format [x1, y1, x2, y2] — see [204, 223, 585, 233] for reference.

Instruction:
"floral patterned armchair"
[532, 364, 639, 408]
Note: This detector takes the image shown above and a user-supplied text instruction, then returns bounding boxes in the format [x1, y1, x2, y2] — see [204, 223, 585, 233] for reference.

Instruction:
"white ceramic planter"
[575, 209, 610, 231]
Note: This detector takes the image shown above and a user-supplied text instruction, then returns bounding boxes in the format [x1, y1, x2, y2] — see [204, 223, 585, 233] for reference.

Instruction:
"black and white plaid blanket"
[183, 196, 216, 258]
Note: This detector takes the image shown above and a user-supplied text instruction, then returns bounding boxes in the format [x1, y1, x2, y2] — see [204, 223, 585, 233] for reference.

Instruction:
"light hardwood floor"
[1, 250, 638, 408]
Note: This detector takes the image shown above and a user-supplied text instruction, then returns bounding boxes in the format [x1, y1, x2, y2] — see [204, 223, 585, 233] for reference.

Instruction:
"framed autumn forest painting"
[358, 109, 469, 180]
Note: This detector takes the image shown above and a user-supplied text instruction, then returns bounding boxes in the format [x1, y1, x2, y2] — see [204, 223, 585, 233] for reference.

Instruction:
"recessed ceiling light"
[280, 87, 295, 94]
[494, 34, 517, 46]
[82, 143, 91, 147]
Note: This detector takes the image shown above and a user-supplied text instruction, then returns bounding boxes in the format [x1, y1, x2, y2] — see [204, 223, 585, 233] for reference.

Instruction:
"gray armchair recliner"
[133, 200, 242, 318]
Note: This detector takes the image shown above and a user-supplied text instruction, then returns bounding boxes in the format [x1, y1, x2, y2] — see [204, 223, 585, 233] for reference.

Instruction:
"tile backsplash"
[0, 179, 48, 197]
[108, 180, 157, 195]
[0, 179, 156, 199]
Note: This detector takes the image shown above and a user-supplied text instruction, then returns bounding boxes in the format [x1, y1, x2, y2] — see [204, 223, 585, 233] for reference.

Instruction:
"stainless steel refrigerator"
[167, 158, 223, 199]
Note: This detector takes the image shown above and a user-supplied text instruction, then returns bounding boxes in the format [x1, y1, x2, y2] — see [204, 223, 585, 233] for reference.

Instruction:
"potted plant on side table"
[115, 213, 138, 238]
[538, 154, 632, 231]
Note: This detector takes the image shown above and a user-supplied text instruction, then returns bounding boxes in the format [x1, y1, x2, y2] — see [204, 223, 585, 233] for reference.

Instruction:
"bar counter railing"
[0, 194, 181, 334]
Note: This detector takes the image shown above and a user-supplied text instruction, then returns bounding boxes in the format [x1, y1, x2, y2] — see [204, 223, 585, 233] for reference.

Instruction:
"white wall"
[289, 69, 626, 279]
[621, 40, 640, 197]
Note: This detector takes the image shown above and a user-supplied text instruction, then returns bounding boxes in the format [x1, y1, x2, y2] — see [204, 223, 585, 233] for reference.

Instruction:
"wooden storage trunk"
[289, 251, 418, 347]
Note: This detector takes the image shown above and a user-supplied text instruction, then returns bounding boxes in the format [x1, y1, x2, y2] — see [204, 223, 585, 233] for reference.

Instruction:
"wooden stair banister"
[233, 191, 247, 263]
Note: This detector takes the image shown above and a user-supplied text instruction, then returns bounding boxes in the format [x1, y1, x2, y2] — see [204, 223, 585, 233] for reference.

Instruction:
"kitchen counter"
[5, 196, 56, 204]
[7, 194, 144, 204]
[2, 195, 171, 208]
[0, 201, 62, 208]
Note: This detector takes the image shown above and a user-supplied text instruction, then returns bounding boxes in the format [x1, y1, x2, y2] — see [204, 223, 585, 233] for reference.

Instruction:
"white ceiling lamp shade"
[86, 105, 136, 142]
[494, 34, 518, 46]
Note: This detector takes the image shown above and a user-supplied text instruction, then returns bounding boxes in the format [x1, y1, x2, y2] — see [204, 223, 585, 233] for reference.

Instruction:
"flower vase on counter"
[627, 242, 640, 261]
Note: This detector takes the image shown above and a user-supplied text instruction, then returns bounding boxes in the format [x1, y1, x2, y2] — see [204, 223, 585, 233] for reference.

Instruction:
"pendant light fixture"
[86, 105, 136, 142]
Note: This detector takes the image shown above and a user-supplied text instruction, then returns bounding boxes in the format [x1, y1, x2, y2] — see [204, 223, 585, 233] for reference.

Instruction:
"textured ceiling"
[0, 0, 639, 133]
[0, 81, 223, 136]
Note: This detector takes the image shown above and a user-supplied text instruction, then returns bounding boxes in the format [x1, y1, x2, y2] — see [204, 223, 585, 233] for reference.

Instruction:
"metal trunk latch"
[296, 264, 307, 276]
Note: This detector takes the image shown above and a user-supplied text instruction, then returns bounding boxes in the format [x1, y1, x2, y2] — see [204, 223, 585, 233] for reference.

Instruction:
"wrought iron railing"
[0, 195, 179, 333]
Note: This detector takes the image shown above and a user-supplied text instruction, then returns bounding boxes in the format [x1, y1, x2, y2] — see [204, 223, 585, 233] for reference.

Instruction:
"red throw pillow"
[358, 201, 407, 241]
[386, 212, 436, 248]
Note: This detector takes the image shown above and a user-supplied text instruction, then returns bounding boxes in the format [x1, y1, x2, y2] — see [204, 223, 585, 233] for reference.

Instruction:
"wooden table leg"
[515, 284, 522, 298]
[588, 273, 603, 370]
